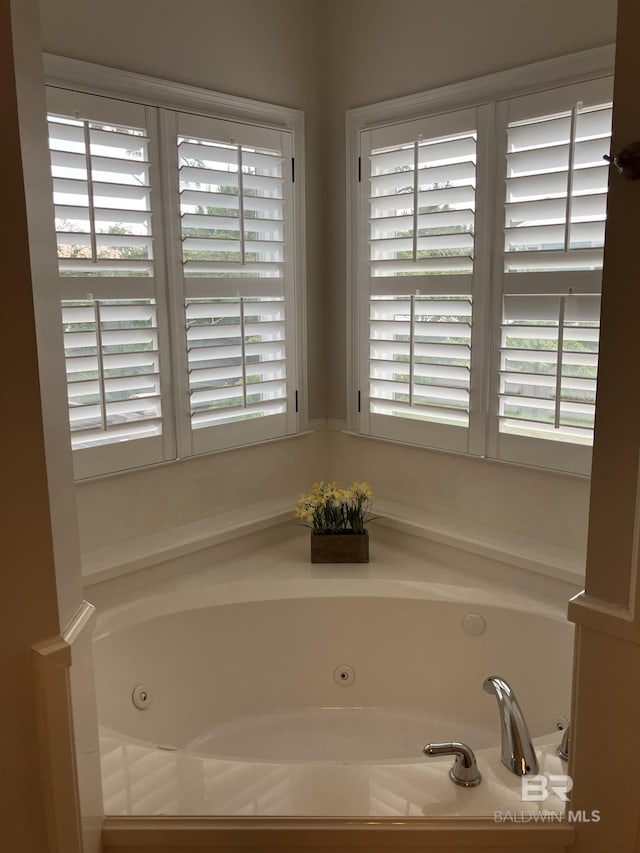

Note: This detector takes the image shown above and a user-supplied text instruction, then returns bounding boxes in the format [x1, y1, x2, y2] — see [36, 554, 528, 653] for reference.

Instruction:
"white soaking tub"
[94, 580, 573, 817]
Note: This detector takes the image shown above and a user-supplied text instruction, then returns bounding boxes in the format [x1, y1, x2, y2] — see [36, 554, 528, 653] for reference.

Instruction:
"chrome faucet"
[483, 676, 538, 776]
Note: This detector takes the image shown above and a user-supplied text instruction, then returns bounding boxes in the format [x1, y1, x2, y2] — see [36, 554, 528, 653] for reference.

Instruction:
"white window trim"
[43, 54, 309, 477]
[346, 45, 615, 475]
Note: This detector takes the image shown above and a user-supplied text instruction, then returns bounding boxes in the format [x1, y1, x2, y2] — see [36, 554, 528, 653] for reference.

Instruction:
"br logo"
[521, 774, 573, 802]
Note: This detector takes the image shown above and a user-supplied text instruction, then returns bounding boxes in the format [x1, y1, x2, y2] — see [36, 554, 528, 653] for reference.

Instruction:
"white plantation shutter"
[360, 109, 482, 452]
[168, 111, 297, 454]
[494, 77, 613, 472]
[503, 92, 612, 272]
[500, 293, 599, 442]
[42, 68, 305, 478]
[351, 60, 614, 475]
[369, 294, 472, 426]
[185, 296, 287, 430]
[178, 134, 285, 279]
[48, 103, 154, 277]
[46, 88, 172, 478]
[63, 299, 162, 443]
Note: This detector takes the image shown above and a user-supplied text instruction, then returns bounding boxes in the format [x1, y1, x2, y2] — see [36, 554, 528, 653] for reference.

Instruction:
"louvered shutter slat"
[505, 193, 607, 226]
[371, 232, 474, 256]
[507, 115, 570, 151]
[48, 119, 85, 147]
[372, 256, 474, 275]
[503, 248, 604, 272]
[191, 378, 286, 407]
[191, 399, 286, 428]
[50, 149, 88, 176]
[370, 208, 475, 239]
[89, 127, 148, 156]
[90, 155, 150, 183]
[91, 182, 151, 209]
[183, 260, 282, 276]
[370, 398, 469, 425]
[53, 177, 89, 205]
[71, 419, 162, 447]
[67, 379, 101, 405]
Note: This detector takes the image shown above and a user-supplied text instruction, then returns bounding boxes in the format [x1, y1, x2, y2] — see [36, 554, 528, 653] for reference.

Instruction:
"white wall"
[39, 0, 617, 570]
[77, 431, 327, 552]
[328, 431, 590, 555]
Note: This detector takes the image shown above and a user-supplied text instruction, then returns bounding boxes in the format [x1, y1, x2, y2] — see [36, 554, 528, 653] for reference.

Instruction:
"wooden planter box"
[310, 531, 369, 563]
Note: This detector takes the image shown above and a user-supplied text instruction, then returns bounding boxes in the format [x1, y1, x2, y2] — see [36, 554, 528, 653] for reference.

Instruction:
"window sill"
[81, 498, 293, 586]
[81, 494, 585, 591]
[374, 498, 585, 588]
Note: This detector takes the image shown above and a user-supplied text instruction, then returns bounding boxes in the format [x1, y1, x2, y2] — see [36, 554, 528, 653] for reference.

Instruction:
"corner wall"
[38, 0, 616, 585]
[318, 0, 616, 583]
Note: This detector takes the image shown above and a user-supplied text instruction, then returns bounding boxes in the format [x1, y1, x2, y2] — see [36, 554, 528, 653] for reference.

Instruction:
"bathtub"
[94, 579, 573, 817]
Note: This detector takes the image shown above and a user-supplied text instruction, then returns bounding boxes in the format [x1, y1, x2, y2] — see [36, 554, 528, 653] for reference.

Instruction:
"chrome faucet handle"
[557, 725, 570, 762]
[423, 741, 482, 787]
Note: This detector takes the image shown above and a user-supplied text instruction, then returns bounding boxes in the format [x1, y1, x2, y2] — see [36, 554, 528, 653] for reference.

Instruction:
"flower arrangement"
[294, 481, 374, 535]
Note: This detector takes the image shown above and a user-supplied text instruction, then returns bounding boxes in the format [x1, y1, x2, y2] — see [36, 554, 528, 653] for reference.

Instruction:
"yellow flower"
[294, 480, 373, 531]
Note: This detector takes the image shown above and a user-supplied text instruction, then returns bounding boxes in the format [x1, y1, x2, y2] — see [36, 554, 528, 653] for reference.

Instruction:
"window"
[350, 51, 614, 475]
[363, 111, 478, 453]
[44, 66, 304, 478]
[166, 111, 297, 455]
[492, 79, 611, 471]
[47, 89, 171, 477]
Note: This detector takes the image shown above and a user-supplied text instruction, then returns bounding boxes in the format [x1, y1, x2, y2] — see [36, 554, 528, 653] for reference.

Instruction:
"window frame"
[347, 45, 615, 476]
[43, 54, 308, 479]
[487, 83, 612, 474]
[357, 106, 494, 456]
[46, 87, 174, 479]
